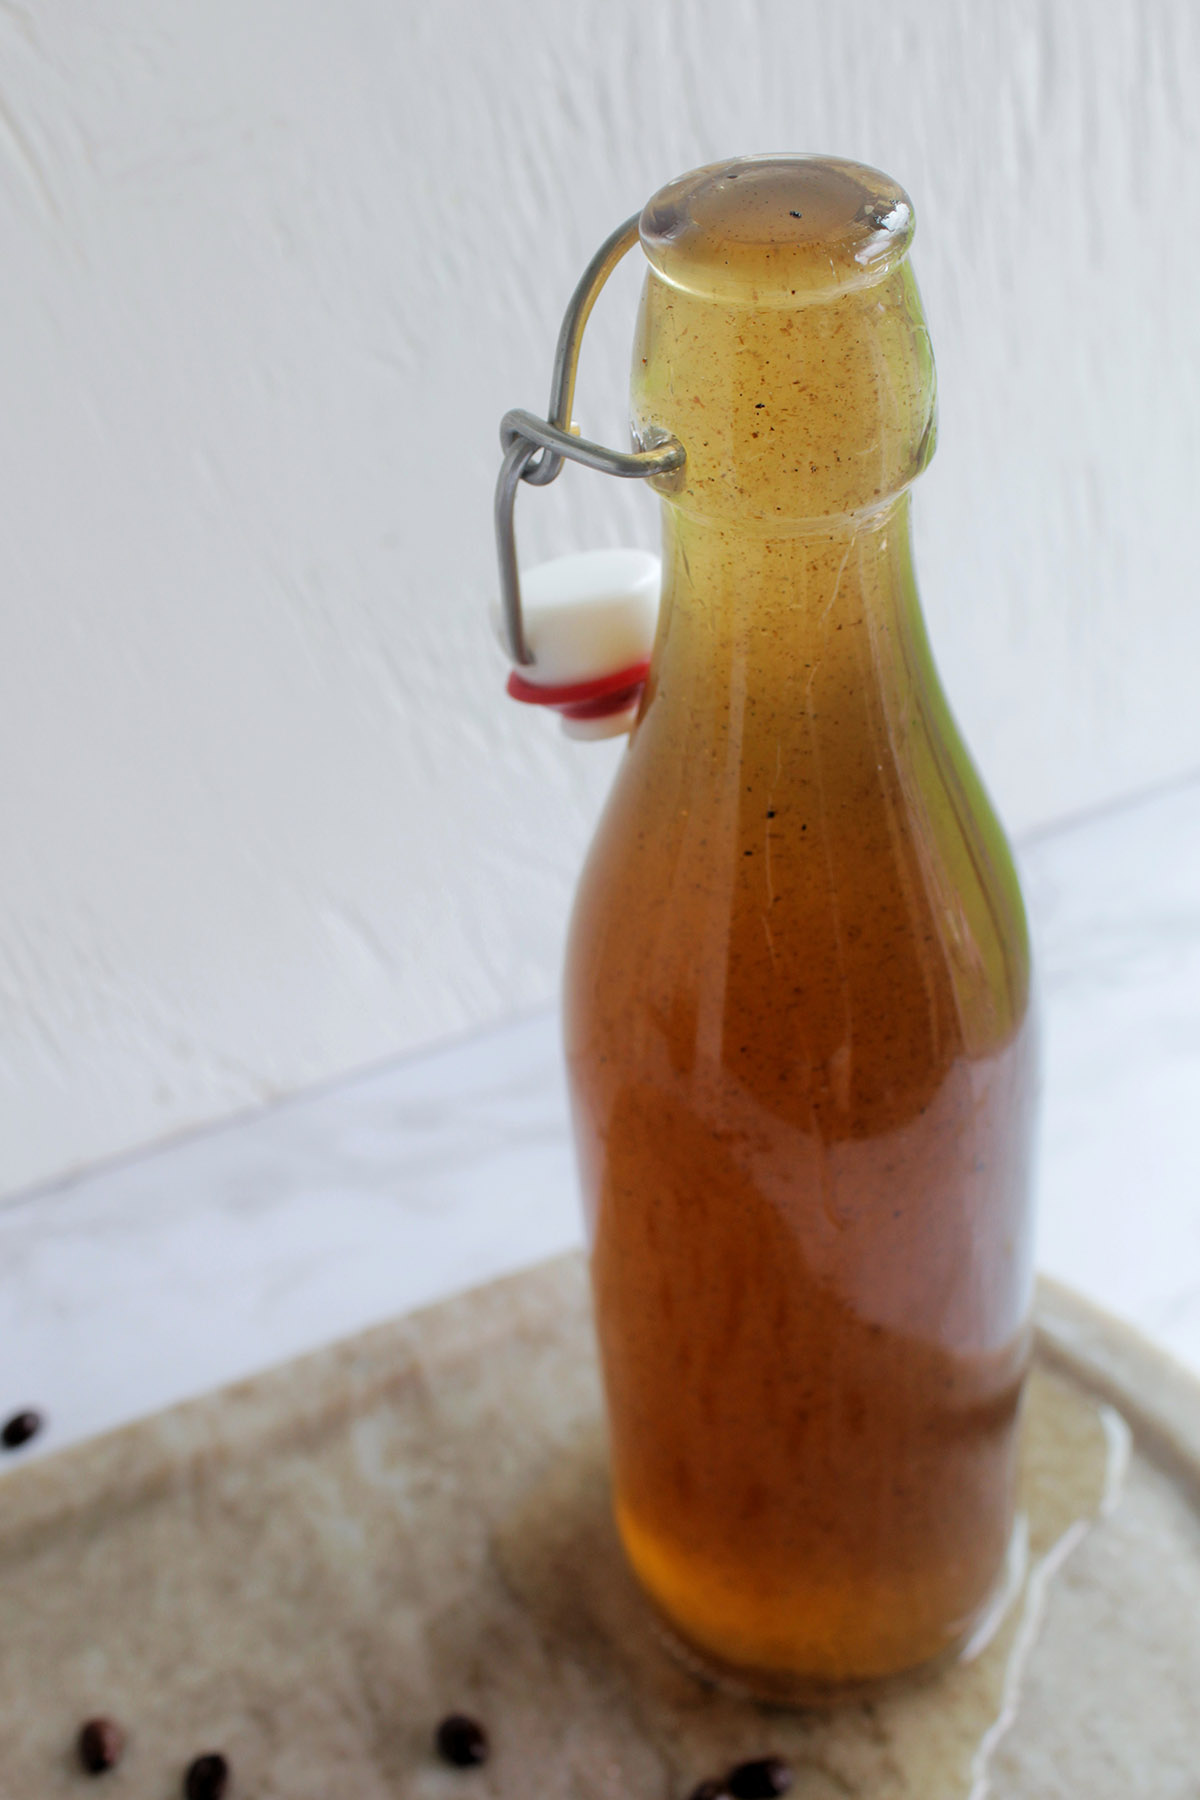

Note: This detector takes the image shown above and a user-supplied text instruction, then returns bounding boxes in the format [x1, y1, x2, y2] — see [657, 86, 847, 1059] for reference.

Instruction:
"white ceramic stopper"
[510, 548, 659, 685]
[497, 543, 660, 706]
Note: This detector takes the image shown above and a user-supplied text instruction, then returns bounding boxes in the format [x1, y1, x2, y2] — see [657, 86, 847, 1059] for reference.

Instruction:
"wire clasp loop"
[494, 214, 685, 666]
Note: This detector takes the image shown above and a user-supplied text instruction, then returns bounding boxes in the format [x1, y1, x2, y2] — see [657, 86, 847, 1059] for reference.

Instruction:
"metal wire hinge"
[494, 214, 686, 666]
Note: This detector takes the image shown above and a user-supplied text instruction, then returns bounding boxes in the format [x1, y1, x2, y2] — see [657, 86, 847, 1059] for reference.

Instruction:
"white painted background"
[1, 0, 1197, 1198]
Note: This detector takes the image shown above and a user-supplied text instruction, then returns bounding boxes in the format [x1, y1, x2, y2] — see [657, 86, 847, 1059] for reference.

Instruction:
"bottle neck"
[642, 493, 926, 730]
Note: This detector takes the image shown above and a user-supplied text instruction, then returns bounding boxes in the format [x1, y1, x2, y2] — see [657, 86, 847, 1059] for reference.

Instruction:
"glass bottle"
[562, 157, 1037, 1699]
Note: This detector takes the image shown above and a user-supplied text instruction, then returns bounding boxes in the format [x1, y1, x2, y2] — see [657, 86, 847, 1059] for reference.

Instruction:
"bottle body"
[564, 499, 1035, 1693]
[563, 160, 1036, 1696]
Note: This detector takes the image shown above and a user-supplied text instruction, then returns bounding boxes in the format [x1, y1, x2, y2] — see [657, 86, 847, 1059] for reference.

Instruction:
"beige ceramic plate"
[1, 1254, 1197, 1799]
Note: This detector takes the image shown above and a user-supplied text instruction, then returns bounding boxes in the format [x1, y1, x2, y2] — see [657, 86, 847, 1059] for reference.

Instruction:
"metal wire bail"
[494, 213, 686, 667]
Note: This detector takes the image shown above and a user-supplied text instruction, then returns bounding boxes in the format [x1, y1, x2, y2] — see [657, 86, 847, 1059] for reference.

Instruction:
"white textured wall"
[1, 0, 1198, 1196]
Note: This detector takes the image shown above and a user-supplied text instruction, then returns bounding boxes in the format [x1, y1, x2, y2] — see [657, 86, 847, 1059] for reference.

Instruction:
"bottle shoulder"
[566, 685, 1032, 1115]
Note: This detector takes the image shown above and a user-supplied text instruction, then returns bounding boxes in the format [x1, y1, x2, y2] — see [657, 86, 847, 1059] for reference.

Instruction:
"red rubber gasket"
[560, 684, 644, 720]
[506, 660, 650, 709]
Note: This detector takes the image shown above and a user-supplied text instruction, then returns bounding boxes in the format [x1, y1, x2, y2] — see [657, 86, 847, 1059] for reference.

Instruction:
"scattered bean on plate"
[183, 1752, 230, 1800]
[77, 1718, 125, 1776]
[435, 1714, 490, 1768]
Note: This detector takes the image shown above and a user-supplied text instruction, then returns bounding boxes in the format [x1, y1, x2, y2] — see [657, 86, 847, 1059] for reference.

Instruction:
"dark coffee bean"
[184, 1752, 229, 1800]
[78, 1718, 125, 1775]
[2, 1409, 43, 1450]
[687, 1782, 728, 1800]
[726, 1758, 793, 1800]
[435, 1714, 489, 1768]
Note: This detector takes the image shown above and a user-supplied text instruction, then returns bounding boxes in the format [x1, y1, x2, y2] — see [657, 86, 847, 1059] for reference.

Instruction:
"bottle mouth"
[639, 154, 915, 306]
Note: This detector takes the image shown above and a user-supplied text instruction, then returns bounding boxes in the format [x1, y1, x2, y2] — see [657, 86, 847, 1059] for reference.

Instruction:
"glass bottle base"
[636, 1519, 1029, 1709]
